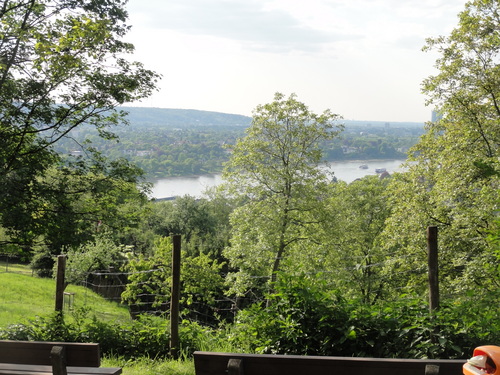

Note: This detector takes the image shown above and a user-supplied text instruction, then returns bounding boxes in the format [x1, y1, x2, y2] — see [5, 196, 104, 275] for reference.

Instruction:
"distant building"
[431, 110, 443, 122]
[69, 150, 83, 157]
[342, 146, 358, 154]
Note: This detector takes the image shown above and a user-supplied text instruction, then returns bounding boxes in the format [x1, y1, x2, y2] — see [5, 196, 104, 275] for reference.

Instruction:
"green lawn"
[0, 271, 130, 327]
[0, 264, 195, 375]
[0, 260, 32, 275]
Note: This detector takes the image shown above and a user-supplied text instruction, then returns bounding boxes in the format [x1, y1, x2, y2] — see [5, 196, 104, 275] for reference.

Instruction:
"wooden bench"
[0, 340, 122, 374]
[194, 351, 466, 375]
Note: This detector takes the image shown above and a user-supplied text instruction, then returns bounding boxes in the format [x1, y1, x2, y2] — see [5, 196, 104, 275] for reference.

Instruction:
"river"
[150, 159, 406, 199]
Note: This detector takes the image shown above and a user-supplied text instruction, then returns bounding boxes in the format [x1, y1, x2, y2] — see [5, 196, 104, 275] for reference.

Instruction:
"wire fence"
[68, 262, 431, 326]
[77, 267, 238, 324]
[0, 253, 32, 275]
[0, 239, 477, 327]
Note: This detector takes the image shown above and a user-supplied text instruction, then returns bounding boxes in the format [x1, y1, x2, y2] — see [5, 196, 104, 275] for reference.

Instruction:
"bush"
[227, 274, 500, 359]
[0, 309, 227, 359]
[229, 274, 352, 356]
[0, 309, 170, 358]
[2, 280, 498, 360]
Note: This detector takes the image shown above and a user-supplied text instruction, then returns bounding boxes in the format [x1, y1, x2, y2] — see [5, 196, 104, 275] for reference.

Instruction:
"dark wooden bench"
[0, 340, 122, 374]
[194, 351, 466, 375]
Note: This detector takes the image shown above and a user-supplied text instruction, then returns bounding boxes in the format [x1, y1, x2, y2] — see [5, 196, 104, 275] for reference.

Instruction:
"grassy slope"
[0, 271, 130, 326]
[0, 268, 195, 375]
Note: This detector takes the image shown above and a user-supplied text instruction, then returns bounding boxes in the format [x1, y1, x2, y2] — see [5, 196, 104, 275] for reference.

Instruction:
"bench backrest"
[0, 340, 101, 367]
[194, 351, 465, 375]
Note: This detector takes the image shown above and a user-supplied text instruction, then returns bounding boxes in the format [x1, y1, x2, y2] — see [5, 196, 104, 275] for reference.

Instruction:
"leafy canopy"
[383, 0, 500, 298]
[222, 92, 343, 297]
[0, 0, 159, 256]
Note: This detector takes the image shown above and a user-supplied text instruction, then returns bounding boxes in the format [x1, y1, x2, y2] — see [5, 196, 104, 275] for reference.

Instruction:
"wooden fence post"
[170, 235, 181, 359]
[427, 226, 439, 312]
[55, 255, 67, 313]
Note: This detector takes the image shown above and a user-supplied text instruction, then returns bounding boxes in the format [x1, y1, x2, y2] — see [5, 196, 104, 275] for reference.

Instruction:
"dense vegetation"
[52, 111, 423, 178]
[1, 0, 500, 367]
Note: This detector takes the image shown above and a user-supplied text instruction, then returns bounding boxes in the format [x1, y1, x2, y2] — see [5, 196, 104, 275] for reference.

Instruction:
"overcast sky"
[124, 0, 467, 122]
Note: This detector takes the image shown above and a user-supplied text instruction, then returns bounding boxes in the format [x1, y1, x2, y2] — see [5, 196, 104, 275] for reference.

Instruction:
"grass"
[0, 260, 32, 275]
[0, 268, 130, 327]
[0, 262, 196, 375]
[103, 357, 194, 375]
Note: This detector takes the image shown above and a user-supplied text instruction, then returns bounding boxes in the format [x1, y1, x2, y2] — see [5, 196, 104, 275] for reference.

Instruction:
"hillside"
[121, 106, 252, 128]
[120, 106, 424, 129]
[0, 271, 130, 327]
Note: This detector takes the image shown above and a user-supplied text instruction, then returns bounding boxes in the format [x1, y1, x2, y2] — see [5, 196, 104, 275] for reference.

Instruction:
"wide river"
[150, 159, 406, 199]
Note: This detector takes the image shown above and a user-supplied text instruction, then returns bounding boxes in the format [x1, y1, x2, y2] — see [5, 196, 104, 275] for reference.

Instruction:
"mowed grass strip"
[103, 357, 194, 375]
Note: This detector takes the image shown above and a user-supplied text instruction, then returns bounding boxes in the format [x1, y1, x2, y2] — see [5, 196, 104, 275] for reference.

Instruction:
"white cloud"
[127, 0, 360, 53]
[125, 0, 468, 122]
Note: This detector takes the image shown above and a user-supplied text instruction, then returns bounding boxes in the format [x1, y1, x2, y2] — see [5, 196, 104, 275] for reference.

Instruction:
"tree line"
[52, 121, 422, 179]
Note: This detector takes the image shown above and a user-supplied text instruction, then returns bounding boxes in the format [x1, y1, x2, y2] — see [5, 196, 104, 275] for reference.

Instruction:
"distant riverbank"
[150, 159, 406, 199]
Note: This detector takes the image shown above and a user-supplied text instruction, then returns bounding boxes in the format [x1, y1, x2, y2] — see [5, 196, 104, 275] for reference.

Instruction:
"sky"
[124, 0, 467, 123]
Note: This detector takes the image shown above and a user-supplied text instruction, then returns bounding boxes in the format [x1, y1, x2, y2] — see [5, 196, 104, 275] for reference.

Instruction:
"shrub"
[229, 274, 352, 356]
[227, 274, 500, 359]
[0, 309, 229, 359]
[0, 309, 170, 358]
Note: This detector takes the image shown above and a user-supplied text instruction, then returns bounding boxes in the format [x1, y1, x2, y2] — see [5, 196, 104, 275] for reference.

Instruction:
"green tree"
[28, 157, 152, 275]
[0, 0, 158, 254]
[63, 234, 127, 285]
[383, 0, 500, 298]
[222, 93, 343, 297]
[121, 236, 226, 323]
[148, 194, 234, 261]
[318, 176, 392, 304]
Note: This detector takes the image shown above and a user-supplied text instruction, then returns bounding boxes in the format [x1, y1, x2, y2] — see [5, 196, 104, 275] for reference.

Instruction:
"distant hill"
[120, 106, 424, 129]
[121, 106, 252, 127]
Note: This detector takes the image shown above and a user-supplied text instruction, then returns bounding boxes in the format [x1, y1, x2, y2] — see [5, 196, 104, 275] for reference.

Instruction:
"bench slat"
[0, 340, 100, 367]
[0, 363, 122, 374]
[194, 351, 465, 375]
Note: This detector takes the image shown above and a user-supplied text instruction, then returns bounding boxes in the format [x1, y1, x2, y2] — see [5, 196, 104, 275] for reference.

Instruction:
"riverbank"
[149, 159, 406, 200]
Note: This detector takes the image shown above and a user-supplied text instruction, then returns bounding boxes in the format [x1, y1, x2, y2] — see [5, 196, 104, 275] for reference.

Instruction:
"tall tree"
[383, 0, 500, 298]
[0, 0, 158, 253]
[222, 93, 342, 297]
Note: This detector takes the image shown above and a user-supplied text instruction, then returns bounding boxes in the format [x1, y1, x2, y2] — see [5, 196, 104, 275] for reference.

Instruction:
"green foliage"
[223, 92, 343, 298]
[231, 274, 350, 356]
[151, 197, 217, 245]
[381, 0, 500, 300]
[228, 274, 500, 359]
[0, 308, 230, 361]
[147, 195, 234, 262]
[0, 0, 158, 259]
[121, 236, 227, 323]
[314, 176, 393, 303]
[85, 314, 170, 358]
[121, 237, 173, 316]
[0, 310, 170, 358]
[23, 163, 151, 275]
[181, 253, 225, 308]
[63, 235, 128, 285]
[2, 258, 500, 360]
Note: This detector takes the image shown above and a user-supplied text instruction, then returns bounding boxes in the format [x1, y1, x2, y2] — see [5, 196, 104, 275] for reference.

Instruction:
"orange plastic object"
[463, 346, 500, 375]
